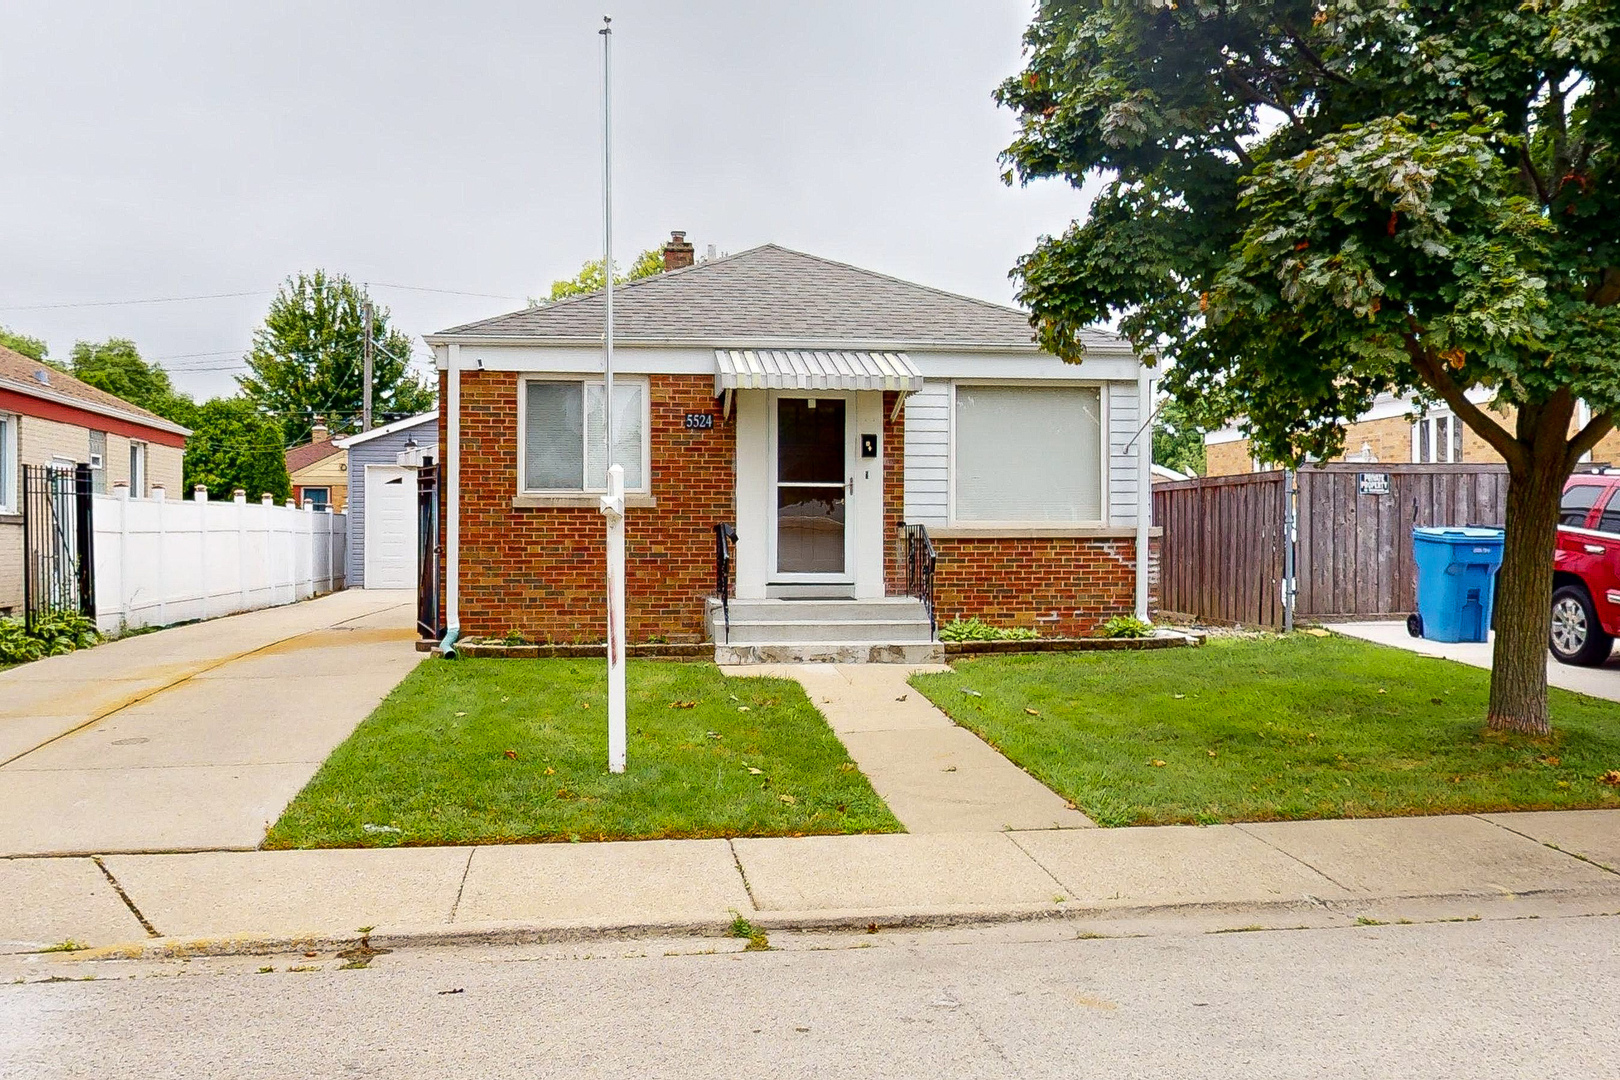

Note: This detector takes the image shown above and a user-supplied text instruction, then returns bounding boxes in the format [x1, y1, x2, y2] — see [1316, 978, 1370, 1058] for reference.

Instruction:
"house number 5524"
[683, 413, 714, 430]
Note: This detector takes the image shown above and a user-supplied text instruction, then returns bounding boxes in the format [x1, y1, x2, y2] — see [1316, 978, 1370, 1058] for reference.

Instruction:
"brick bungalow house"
[1206, 388, 1620, 475]
[285, 418, 347, 512]
[425, 237, 1157, 660]
[0, 342, 187, 617]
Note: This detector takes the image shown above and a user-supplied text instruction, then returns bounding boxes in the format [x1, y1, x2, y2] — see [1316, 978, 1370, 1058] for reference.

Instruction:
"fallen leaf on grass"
[778, 794, 798, 805]
[455, 711, 467, 718]
[544, 766, 556, 775]
[737, 706, 751, 712]
[1600, 770, 1620, 787]
[1377, 688, 1387, 695]
[747, 767, 764, 775]
[503, 749, 517, 760]
[1301, 628, 1330, 637]
[1207, 750, 1218, 758]
[669, 701, 697, 709]
[1539, 756, 1561, 767]
[1024, 708, 1041, 716]
[959, 688, 982, 697]
[1173, 693, 1186, 700]
[1150, 759, 1167, 768]
[838, 762, 857, 772]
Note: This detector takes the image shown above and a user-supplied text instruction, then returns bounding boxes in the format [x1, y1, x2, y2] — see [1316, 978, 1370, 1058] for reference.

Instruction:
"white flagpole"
[599, 14, 626, 774]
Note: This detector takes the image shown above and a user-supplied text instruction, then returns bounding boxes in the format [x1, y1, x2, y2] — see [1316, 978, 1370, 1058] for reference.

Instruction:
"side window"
[1597, 489, 1620, 536]
[1559, 483, 1601, 527]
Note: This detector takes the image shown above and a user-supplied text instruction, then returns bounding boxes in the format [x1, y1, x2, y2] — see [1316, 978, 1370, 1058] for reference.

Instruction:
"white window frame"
[0, 413, 15, 515]
[1412, 411, 1463, 463]
[515, 374, 651, 496]
[947, 380, 1110, 528]
[128, 440, 148, 496]
[302, 486, 331, 509]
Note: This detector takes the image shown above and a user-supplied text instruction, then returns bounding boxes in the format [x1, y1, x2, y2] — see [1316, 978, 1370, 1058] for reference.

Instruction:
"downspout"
[1135, 361, 1153, 623]
[440, 341, 462, 658]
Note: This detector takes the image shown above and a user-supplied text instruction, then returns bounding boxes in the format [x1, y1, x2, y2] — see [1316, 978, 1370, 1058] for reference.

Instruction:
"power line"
[0, 290, 268, 311]
[366, 282, 522, 301]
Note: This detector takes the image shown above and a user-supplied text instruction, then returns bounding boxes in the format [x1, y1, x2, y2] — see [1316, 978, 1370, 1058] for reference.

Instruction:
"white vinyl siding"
[1107, 382, 1142, 528]
[953, 385, 1104, 525]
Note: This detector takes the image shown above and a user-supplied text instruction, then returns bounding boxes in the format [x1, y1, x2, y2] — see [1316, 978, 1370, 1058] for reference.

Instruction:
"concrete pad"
[1326, 621, 1620, 703]
[0, 677, 190, 763]
[840, 727, 1092, 832]
[0, 763, 323, 855]
[1480, 810, 1620, 873]
[733, 833, 1065, 913]
[454, 840, 751, 926]
[1239, 814, 1620, 897]
[1011, 825, 1351, 907]
[101, 847, 472, 938]
[0, 857, 148, 952]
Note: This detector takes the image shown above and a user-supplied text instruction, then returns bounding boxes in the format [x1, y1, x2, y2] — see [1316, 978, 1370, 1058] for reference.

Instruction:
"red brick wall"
[931, 535, 1151, 636]
[442, 371, 733, 642]
[883, 390, 906, 594]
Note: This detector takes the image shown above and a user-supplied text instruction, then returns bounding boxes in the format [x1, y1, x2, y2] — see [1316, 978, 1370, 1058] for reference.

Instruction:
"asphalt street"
[3, 912, 1616, 1079]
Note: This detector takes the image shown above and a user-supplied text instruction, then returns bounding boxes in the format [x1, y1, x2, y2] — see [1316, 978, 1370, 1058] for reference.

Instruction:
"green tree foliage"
[68, 338, 197, 427]
[0, 325, 51, 363]
[538, 248, 665, 304]
[239, 271, 435, 445]
[1153, 398, 1206, 477]
[998, 0, 1620, 734]
[182, 397, 291, 502]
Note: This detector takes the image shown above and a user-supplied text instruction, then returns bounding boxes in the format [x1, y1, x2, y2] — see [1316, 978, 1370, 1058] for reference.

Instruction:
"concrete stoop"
[708, 597, 939, 664]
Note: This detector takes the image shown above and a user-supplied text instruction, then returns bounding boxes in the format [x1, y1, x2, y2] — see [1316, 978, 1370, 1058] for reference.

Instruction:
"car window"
[1560, 483, 1602, 527]
[1598, 490, 1620, 536]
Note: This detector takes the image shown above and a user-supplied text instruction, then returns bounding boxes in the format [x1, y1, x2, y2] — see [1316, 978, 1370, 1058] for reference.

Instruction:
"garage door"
[365, 464, 418, 589]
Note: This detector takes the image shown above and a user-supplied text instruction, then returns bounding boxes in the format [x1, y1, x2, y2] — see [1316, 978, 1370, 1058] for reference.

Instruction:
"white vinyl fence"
[92, 487, 346, 634]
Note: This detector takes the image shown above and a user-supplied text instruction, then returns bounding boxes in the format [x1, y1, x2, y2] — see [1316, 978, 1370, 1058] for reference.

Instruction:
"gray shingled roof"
[431, 244, 1095, 349]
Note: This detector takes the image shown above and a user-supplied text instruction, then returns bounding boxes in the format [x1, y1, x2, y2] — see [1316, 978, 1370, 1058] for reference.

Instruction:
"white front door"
[769, 392, 856, 588]
[365, 464, 417, 589]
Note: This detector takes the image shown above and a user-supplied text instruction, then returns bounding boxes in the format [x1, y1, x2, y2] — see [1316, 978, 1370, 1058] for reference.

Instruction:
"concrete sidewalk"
[4, 810, 1616, 957]
[723, 663, 1094, 832]
[1327, 621, 1620, 702]
[0, 590, 420, 856]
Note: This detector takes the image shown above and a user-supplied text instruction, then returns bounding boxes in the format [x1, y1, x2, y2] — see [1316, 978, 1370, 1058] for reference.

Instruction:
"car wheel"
[1549, 585, 1615, 667]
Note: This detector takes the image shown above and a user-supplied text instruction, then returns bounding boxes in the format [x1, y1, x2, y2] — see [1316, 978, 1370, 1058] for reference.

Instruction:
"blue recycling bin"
[1409, 527, 1505, 643]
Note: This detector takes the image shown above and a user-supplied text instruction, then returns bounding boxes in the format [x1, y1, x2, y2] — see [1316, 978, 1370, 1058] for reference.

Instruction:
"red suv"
[1552, 470, 1620, 665]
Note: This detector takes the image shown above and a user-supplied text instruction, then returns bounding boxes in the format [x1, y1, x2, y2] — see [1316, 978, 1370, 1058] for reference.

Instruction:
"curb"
[52, 884, 1620, 963]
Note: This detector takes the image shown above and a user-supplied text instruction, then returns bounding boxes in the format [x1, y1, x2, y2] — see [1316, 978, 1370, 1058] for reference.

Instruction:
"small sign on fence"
[1357, 472, 1391, 496]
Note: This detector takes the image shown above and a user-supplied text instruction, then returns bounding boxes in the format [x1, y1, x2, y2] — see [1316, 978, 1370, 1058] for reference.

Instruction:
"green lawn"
[911, 635, 1620, 827]
[267, 659, 901, 848]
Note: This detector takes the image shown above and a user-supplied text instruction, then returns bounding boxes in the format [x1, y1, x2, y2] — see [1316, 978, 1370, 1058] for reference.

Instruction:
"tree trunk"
[1487, 446, 1566, 735]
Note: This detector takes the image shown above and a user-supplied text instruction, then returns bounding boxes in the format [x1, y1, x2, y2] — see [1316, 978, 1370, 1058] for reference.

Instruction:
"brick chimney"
[662, 230, 695, 271]
[311, 417, 329, 443]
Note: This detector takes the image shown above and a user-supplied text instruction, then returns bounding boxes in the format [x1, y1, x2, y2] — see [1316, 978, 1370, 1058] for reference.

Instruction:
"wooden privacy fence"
[1153, 463, 1510, 628]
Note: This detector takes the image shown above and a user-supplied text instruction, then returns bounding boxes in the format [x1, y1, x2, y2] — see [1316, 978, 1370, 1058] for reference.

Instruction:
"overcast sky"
[0, 1, 1090, 401]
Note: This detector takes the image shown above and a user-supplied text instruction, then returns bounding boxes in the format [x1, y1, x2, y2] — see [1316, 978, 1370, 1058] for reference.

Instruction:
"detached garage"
[336, 412, 438, 589]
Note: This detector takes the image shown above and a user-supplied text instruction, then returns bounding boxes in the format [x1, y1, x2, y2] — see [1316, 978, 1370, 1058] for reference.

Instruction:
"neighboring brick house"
[425, 237, 1158, 657]
[285, 419, 348, 512]
[0, 343, 188, 616]
[1205, 389, 1620, 475]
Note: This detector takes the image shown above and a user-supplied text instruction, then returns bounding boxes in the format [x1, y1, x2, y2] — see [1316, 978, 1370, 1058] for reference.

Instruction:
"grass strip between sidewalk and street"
[911, 634, 1620, 827]
[266, 658, 901, 848]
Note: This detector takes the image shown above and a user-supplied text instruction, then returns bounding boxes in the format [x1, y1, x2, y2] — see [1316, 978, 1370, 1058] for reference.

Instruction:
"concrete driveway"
[0, 590, 421, 856]
[1326, 621, 1620, 703]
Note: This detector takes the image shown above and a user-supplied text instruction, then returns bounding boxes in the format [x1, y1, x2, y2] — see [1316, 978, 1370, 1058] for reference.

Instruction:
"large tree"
[534, 247, 665, 304]
[69, 338, 197, 427]
[239, 271, 435, 445]
[998, 0, 1620, 734]
[181, 397, 291, 503]
[0, 325, 50, 364]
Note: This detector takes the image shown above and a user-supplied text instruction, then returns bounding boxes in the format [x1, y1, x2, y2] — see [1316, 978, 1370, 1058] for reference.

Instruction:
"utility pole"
[598, 13, 626, 775]
[362, 298, 375, 432]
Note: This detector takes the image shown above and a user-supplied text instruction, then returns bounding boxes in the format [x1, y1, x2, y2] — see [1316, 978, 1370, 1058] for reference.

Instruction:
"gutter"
[0, 375, 192, 438]
[1135, 362, 1153, 623]
[440, 342, 462, 658]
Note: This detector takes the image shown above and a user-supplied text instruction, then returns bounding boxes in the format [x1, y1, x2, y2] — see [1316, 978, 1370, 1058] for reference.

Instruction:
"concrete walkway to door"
[0, 589, 420, 856]
[723, 663, 1095, 832]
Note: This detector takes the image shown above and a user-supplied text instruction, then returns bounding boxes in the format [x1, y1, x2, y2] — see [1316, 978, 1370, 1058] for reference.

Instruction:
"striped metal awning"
[714, 349, 923, 393]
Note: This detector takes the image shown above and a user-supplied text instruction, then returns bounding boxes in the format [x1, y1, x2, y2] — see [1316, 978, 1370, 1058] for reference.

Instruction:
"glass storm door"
[774, 397, 849, 577]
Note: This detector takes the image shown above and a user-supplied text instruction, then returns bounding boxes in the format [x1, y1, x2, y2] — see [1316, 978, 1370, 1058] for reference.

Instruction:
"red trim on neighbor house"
[0, 388, 187, 447]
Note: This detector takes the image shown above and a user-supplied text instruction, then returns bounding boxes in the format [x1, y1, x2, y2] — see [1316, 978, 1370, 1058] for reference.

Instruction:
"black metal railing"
[22, 463, 96, 631]
[898, 521, 937, 640]
[416, 459, 442, 641]
[713, 522, 738, 643]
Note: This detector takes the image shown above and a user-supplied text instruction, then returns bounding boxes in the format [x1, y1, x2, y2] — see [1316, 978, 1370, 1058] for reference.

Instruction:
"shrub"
[938, 617, 1040, 642]
[1096, 615, 1155, 639]
[0, 612, 99, 665]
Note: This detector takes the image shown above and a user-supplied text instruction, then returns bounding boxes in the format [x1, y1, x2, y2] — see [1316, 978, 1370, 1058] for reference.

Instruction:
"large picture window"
[520, 378, 646, 493]
[953, 385, 1104, 524]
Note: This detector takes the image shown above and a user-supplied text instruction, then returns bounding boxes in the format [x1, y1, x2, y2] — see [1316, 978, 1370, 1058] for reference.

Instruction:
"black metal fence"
[898, 521, 937, 639]
[416, 460, 441, 641]
[21, 463, 96, 629]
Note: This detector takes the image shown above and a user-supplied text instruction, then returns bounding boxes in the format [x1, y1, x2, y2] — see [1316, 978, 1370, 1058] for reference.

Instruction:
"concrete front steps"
[707, 597, 942, 664]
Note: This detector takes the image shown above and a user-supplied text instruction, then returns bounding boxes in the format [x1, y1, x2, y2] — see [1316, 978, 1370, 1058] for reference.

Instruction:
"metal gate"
[416, 460, 441, 641]
[21, 463, 96, 629]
